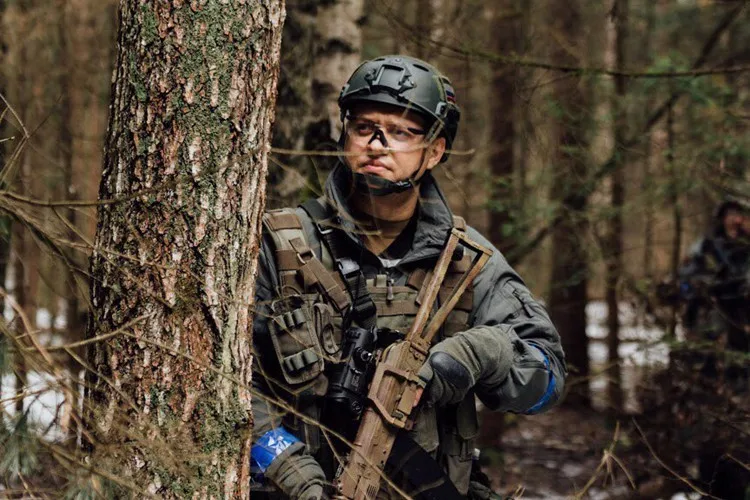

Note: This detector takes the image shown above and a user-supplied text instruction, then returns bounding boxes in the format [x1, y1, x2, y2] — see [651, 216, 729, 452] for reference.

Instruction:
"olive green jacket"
[252, 165, 566, 497]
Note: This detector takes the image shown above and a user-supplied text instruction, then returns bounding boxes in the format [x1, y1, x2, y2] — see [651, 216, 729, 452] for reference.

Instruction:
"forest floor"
[480, 404, 696, 500]
[481, 405, 633, 499]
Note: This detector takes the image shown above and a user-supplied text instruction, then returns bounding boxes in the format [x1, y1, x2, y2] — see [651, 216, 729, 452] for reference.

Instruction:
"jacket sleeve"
[462, 228, 567, 414]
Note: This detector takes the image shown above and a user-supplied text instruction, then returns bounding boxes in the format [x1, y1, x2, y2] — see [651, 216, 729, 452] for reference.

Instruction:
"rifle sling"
[301, 198, 378, 329]
[386, 432, 464, 500]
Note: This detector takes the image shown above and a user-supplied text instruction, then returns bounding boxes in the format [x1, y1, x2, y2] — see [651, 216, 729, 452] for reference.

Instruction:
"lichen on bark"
[87, 1, 285, 497]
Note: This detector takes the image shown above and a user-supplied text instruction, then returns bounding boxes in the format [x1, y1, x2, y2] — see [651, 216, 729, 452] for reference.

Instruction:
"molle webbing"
[263, 210, 351, 313]
[263, 209, 474, 322]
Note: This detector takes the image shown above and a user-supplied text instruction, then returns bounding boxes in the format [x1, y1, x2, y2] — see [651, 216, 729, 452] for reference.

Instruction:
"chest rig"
[261, 200, 480, 494]
[262, 201, 474, 386]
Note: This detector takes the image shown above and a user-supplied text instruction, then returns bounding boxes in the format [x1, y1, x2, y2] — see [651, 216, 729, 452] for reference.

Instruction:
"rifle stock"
[335, 229, 492, 499]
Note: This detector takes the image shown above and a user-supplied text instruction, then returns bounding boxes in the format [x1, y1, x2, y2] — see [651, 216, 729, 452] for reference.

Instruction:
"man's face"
[742, 213, 750, 238]
[342, 103, 446, 185]
[722, 208, 747, 240]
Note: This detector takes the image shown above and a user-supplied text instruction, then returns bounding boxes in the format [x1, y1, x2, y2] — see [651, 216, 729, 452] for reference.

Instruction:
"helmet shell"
[338, 55, 460, 162]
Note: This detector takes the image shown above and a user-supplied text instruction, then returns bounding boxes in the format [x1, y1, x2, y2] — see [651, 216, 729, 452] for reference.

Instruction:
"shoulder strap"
[300, 198, 378, 329]
[263, 209, 351, 313]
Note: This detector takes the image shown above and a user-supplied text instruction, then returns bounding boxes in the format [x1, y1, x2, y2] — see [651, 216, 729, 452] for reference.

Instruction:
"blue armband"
[679, 281, 692, 299]
[251, 427, 300, 473]
[524, 347, 557, 415]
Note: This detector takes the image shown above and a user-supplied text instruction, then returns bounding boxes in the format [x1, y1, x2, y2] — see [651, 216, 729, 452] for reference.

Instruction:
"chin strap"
[353, 172, 414, 196]
[351, 151, 431, 197]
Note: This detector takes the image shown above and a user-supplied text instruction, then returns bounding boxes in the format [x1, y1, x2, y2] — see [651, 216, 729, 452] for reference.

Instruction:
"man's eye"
[391, 127, 412, 140]
[354, 123, 374, 135]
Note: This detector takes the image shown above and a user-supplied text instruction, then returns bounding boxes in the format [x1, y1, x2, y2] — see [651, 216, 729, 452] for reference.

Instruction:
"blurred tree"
[488, 1, 521, 256]
[546, 0, 591, 408]
[86, 2, 284, 496]
[605, 0, 629, 414]
[0, 0, 9, 381]
[269, 0, 363, 209]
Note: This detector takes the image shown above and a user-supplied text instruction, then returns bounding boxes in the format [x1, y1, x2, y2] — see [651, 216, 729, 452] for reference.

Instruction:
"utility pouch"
[268, 296, 325, 385]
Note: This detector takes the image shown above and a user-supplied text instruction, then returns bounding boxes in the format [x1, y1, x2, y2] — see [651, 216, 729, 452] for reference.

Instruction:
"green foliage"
[63, 474, 117, 500]
[0, 414, 40, 483]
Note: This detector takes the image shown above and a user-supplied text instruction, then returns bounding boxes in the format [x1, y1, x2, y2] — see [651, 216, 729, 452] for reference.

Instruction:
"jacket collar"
[323, 162, 455, 263]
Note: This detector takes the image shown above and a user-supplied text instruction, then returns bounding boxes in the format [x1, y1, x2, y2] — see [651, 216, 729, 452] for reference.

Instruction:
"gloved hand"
[417, 326, 514, 407]
[265, 441, 328, 500]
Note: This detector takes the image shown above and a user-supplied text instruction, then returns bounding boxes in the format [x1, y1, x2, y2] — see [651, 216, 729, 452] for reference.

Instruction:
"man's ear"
[424, 137, 446, 171]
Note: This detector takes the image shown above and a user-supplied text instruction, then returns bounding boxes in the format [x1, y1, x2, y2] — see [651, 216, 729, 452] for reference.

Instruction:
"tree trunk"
[56, 0, 87, 441]
[414, 0, 434, 59]
[3, 0, 38, 431]
[606, 0, 628, 415]
[640, 0, 656, 297]
[488, 1, 520, 256]
[86, 2, 284, 497]
[546, 0, 591, 408]
[667, 101, 681, 342]
[269, 0, 363, 208]
[0, 0, 10, 391]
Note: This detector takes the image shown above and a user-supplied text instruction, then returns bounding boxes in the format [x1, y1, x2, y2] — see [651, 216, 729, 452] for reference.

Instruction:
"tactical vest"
[261, 205, 481, 495]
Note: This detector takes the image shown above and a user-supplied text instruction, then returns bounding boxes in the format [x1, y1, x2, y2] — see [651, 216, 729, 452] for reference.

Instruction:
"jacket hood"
[323, 162, 455, 263]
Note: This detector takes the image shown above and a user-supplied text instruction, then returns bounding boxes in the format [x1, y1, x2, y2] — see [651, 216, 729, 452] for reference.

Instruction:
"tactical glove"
[417, 326, 514, 407]
[265, 441, 328, 500]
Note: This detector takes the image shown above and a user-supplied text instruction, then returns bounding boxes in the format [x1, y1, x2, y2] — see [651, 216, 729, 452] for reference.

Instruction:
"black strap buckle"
[337, 257, 360, 279]
[316, 221, 334, 236]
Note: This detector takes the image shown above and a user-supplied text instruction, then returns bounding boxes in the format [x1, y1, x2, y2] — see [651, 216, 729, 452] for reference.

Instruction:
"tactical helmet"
[338, 55, 460, 163]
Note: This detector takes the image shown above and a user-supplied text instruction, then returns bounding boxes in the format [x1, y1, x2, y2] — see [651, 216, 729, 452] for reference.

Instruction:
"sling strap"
[386, 432, 464, 500]
[301, 198, 378, 329]
[263, 210, 351, 313]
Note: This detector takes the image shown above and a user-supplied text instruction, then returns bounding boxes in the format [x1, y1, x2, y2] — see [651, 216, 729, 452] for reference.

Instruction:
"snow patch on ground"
[586, 300, 674, 413]
[1, 371, 67, 441]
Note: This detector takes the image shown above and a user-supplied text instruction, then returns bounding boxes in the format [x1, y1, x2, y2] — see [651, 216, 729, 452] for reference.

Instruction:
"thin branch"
[21, 314, 150, 352]
[0, 179, 178, 208]
[633, 419, 718, 498]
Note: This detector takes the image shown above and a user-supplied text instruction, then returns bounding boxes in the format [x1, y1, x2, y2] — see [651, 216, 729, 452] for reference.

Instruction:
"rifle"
[334, 228, 492, 499]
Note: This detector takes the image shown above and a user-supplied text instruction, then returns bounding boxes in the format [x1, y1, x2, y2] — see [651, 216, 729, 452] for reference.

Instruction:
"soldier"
[678, 199, 750, 352]
[250, 55, 566, 499]
[674, 199, 750, 500]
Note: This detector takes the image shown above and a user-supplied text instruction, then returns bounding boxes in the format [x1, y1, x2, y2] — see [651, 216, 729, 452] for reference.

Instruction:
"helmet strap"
[352, 149, 431, 197]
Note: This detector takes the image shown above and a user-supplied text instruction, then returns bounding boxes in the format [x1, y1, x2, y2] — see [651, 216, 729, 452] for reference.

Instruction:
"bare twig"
[633, 419, 717, 498]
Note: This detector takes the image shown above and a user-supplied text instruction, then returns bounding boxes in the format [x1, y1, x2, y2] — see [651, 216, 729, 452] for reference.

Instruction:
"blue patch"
[251, 427, 300, 473]
[525, 347, 556, 415]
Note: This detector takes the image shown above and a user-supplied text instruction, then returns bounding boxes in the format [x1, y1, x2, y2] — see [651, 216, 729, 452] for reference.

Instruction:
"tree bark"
[546, 0, 591, 408]
[87, 2, 284, 497]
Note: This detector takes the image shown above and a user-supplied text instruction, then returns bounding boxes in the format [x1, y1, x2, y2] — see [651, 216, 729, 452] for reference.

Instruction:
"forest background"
[1, 0, 749, 498]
